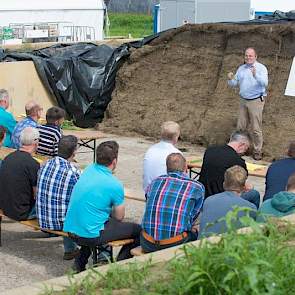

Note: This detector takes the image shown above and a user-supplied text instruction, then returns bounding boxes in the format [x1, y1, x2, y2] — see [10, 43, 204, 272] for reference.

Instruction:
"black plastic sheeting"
[0, 35, 159, 127]
[0, 11, 294, 127]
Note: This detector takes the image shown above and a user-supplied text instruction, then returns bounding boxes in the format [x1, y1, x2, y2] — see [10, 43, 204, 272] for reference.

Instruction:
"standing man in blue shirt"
[228, 47, 268, 161]
[0, 89, 17, 148]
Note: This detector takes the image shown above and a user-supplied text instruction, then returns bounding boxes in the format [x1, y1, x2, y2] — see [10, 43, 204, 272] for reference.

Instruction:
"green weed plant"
[43, 210, 295, 294]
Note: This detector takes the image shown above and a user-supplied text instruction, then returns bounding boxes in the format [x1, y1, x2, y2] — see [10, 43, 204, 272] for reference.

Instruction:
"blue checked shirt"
[11, 117, 38, 149]
[142, 172, 205, 240]
[36, 156, 80, 230]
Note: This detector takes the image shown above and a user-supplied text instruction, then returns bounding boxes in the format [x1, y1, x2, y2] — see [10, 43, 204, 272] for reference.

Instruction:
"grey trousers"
[237, 98, 265, 153]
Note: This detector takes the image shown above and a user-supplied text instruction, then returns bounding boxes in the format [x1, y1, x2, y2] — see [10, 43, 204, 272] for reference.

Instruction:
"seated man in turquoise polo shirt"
[0, 89, 17, 147]
[64, 141, 141, 272]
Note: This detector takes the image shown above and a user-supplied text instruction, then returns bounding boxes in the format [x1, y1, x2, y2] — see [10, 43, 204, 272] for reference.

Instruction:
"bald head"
[166, 153, 186, 173]
[25, 100, 42, 118]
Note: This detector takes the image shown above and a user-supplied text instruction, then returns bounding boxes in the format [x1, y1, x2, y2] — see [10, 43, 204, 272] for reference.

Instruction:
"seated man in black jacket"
[0, 127, 40, 220]
[199, 130, 260, 209]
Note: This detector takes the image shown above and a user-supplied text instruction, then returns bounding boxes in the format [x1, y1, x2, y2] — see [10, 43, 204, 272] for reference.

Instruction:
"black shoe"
[253, 152, 262, 161]
[63, 249, 80, 260]
[71, 260, 86, 274]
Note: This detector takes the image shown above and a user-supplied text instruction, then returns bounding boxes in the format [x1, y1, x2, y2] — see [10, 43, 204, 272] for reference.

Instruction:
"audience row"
[0, 99, 295, 272]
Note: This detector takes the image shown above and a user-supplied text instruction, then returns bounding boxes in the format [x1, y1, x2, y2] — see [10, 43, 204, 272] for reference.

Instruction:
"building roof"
[0, 0, 105, 11]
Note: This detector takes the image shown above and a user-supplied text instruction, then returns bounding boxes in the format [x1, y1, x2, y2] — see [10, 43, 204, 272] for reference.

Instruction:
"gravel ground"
[0, 133, 266, 292]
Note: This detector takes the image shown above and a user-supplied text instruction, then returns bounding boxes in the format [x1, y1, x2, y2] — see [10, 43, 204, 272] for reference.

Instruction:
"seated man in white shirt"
[143, 121, 182, 195]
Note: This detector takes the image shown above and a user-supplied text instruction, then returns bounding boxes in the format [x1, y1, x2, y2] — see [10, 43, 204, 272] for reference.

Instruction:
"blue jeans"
[63, 236, 78, 253]
[27, 206, 36, 220]
[241, 189, 260, 209]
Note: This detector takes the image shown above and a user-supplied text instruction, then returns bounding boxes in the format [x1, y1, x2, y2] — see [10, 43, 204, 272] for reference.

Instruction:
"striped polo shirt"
[37, 124, 62, 157]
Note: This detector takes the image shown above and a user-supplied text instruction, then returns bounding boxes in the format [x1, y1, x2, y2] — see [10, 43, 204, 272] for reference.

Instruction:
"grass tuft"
[107, 13, 153, 38]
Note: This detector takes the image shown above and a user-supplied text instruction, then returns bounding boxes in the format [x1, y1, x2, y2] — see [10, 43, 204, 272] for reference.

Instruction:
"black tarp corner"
[0, 34, 160, 127]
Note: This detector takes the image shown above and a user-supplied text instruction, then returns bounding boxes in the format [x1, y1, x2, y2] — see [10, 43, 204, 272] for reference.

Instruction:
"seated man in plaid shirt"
[36, 135, 80, 260]
[141, 153, 205, 253]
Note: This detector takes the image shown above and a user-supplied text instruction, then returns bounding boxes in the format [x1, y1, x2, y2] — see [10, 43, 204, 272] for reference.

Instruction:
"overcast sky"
[252, 0, 295, 12]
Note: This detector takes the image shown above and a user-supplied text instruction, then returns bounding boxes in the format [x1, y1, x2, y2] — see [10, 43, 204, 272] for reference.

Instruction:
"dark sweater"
[199, 145, 247, 198]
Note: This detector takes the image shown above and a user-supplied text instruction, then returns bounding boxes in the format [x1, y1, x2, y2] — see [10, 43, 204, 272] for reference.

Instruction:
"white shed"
[0, 0, 106, 41]
[158, 0, 295, 32]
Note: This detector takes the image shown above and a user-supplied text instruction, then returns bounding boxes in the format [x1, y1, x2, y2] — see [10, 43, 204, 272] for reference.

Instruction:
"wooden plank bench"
[0, 209, 134, 263]
[131, 246, 145, 256]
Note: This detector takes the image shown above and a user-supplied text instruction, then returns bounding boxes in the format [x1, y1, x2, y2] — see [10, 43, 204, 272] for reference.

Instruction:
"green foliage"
[61, 120, 83, 131]
[108, 13, 153, 38]
[43, 212, 295, 295]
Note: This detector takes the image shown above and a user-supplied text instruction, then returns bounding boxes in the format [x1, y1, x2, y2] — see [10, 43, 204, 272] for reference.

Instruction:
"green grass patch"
[107, 13, 153, 38]
[43, 212, 295, 295]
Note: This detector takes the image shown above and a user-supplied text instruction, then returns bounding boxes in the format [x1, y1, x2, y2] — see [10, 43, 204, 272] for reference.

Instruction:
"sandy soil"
[101, 23, 295, 160]
[0, 133, 265, 292]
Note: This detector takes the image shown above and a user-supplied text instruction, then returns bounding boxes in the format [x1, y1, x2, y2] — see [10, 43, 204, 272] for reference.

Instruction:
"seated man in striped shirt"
[37, 106, 65, 157]
[141, 153, 205, 253]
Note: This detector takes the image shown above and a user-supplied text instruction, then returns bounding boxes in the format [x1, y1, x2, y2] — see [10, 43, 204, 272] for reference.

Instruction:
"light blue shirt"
[0, 106, 17, 147]
[11, 117, 38, 149]
[228, 62, 268, 100]
[63, 163, 124, 238]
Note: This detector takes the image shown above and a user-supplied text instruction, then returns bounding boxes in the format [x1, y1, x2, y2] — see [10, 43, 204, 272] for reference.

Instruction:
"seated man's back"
[0, 127, 40, 220]
[141, 153, 204, 253]
[37, 107, 65, 157]
[11, 101, 42, 149]
[199, 144, 247, 198]
[37, 136, 80, 230]
[64, 141, 140, 272]
[199, 166, 257, 237]
[264, 142, 295, 201]
[260, 172, 295, 218]
[143, 121, 181, 193]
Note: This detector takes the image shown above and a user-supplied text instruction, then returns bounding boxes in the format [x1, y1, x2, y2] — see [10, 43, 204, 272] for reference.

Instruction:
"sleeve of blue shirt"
[112, 181, 125, 207]
[228, 69, 241, 88]
[190, 183, 205, 223]
[3, 113, 17, 147]
[255, 64, 268, 88]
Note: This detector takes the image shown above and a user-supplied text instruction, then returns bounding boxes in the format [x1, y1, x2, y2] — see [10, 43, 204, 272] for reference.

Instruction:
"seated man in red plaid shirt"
[141, 153, 205, 253]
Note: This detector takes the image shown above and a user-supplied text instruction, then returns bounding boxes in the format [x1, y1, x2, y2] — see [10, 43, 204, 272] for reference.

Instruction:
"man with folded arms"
[141, 153, 204, 253]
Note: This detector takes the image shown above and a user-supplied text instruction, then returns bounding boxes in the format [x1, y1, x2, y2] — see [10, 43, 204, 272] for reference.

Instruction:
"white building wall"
[0, 0, 105, 41]
[0, 10, 104, 40]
